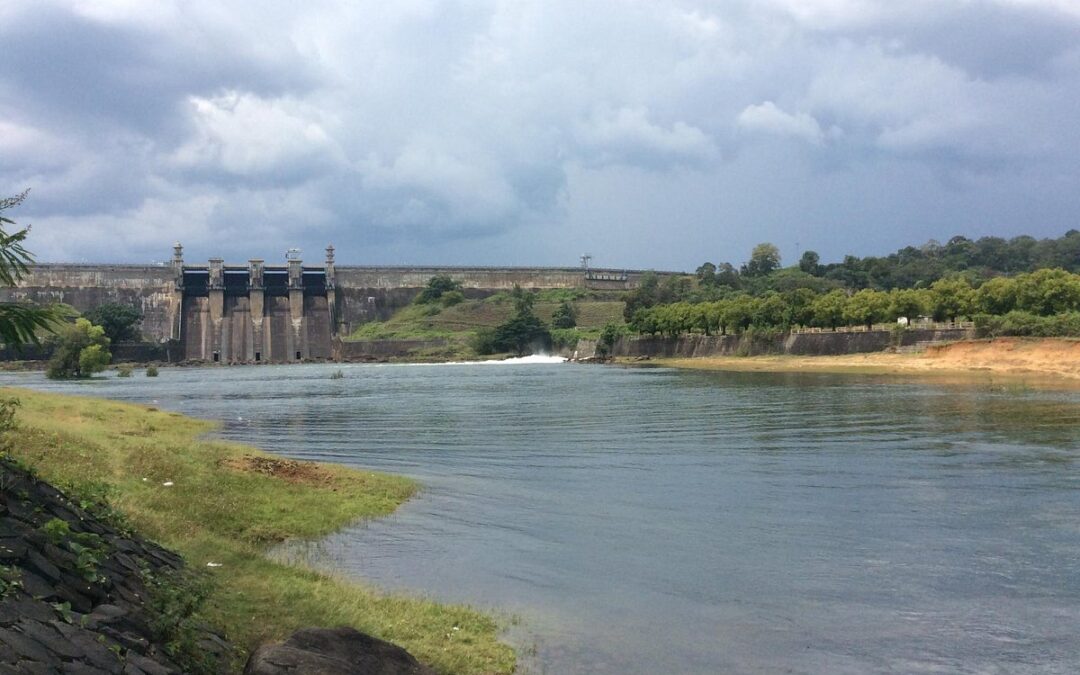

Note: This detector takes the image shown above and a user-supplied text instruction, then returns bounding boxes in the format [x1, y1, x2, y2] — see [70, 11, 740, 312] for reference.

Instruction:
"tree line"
[627, 268, 1080, 338]
[683, 232, 1080, 300]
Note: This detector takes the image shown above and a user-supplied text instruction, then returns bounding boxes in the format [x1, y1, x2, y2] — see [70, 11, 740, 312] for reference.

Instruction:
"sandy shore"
[636, 337, 1080, 384]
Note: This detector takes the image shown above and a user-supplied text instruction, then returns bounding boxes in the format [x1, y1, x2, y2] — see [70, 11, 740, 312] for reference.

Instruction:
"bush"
[550, 328, 583, 351]
[440, 290, 465, 307]
[146, 365, 159, 377]
[975, 311, 1080, 338]
[596, 322, 624, 357]
[414, 276, 462, 304]
[551, 300, 577, 329]
[470, 328, 498, 356]
[117, 365, 133, 377]
[46, 318, 111, 379]
[329, 369, 344, 380]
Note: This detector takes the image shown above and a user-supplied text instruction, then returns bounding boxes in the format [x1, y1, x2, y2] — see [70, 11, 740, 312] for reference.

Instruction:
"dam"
[2, 245, 650, 363]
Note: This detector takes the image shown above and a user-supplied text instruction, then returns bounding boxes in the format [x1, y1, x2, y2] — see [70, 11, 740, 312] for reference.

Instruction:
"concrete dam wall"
[1, 245, 652, 363]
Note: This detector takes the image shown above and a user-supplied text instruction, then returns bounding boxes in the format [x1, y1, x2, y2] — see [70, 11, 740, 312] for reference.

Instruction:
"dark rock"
[124, 654, 173, 675]
[1, 597, 56, 625]
[244, 627, 437, 675]
[15, 569, 57, 601]
[0, 539, 25, 561]
[24, 549, 61, 584]
[0, 627, 54, 663]
[62, 662, 113, 675]
[20, 620, 84, 660]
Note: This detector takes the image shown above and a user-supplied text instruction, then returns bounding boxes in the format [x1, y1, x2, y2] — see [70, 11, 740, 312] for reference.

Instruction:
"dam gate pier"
[170, 244, 338, 364]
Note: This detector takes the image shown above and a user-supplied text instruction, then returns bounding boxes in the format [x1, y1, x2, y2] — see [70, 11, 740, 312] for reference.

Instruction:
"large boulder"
[244, 627, 437, 675]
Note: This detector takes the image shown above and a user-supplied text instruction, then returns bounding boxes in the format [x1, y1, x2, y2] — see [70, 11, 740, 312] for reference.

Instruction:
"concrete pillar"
[288, 258, 305, 360]
[169, 243, 184, 341]
[208, 257, 224, 363]
[249, 259, 265, 363]
[325, 244, 338, 338]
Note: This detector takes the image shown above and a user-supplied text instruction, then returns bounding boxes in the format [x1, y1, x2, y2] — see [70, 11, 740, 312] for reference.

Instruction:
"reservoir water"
[4, 362, 1080, 674]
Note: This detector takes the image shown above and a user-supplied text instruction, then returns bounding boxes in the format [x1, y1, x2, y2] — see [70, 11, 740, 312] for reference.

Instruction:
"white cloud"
[737, 102, 826, 145]
[172, 92, 340, 177]
[575, 106, 717, 167]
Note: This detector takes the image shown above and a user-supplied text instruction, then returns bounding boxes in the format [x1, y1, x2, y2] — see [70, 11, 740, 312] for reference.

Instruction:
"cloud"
[171, 91, 341, 179]
[1, 0, 1079, 268]
[575, 107, 717, 168]
[737, 102, 827, 145]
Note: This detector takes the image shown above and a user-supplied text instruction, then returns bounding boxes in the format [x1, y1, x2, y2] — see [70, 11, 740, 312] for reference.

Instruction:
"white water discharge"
[377, 354, 568, 367]
[477, 354, 567, 365]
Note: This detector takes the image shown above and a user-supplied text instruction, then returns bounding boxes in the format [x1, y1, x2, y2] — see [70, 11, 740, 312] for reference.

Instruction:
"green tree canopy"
[550, 299, 577, 329]
[83, 303, 142, 343]
[742, 243, 781, 277]
[46, 318, 110, 379]
[414, 275, 462, 304]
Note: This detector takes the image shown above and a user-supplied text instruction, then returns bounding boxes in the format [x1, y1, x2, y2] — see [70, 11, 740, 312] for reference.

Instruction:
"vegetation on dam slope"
[1, 387, 515, 675]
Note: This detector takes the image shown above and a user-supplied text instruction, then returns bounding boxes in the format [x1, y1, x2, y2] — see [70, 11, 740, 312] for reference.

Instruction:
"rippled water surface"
[5, 363, 1080, 674]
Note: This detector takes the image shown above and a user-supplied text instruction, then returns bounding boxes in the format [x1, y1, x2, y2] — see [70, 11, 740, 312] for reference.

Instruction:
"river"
[3, 362, 1079, 674]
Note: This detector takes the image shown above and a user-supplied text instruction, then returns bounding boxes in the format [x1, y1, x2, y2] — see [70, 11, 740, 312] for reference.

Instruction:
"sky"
[2, 0, 1080, 271]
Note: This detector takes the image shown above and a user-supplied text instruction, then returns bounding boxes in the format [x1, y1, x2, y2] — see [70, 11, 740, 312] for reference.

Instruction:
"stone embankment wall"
[605, 328, 974, 359]
[0, 458, 230, 673]
[335, 338, 450, 361]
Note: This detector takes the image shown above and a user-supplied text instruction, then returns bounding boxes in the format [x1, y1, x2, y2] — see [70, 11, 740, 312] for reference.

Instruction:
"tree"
[83, 303, 142, 343]
[414, 275, 462, 304]
[889, 289, 928, 325]
[844, 289, 889, 329]
[695, 262, 717, 286]
[811, 290, 848, 330]
[490, 284, 551, 355]
[742, 243, 781, 277]
[0, 190, 63, 346]
[975, 276, 1017, 315]
[46, 318, 110, 379]
[798, 250, 821, 276]
[551, 299, 577, 329]
[928, 277, 975, 323]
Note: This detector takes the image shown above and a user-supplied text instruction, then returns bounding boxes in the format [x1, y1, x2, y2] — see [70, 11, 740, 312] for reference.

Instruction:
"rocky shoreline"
[1, 456, 445, 674]
[0, 457, 231, 673]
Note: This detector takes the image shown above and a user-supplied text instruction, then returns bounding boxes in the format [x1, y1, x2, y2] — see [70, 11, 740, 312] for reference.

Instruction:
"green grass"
[2, 387, 515, 675]
[346, 292, 627, 358]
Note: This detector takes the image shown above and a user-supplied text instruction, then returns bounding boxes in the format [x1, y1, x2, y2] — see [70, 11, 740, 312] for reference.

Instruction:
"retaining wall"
[607, 328, 975, 359]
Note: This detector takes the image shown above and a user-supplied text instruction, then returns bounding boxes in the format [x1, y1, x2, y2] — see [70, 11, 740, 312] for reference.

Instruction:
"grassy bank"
[347, 289, 625, 359]
[2, 387, 515, 674]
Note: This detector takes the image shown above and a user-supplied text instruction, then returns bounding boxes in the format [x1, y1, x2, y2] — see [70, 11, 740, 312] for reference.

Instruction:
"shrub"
[470, 328, 498, 356]
[329, 369, 345, 380]
[414, 276, 462, 304]
[551, 300, 577, 329]
[440, 290, 465, 307]
[117, 365, 133, 377]
[46, 318, 111, 379]
[146, 365, 159, 377]
[550, 328, 583, 351]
